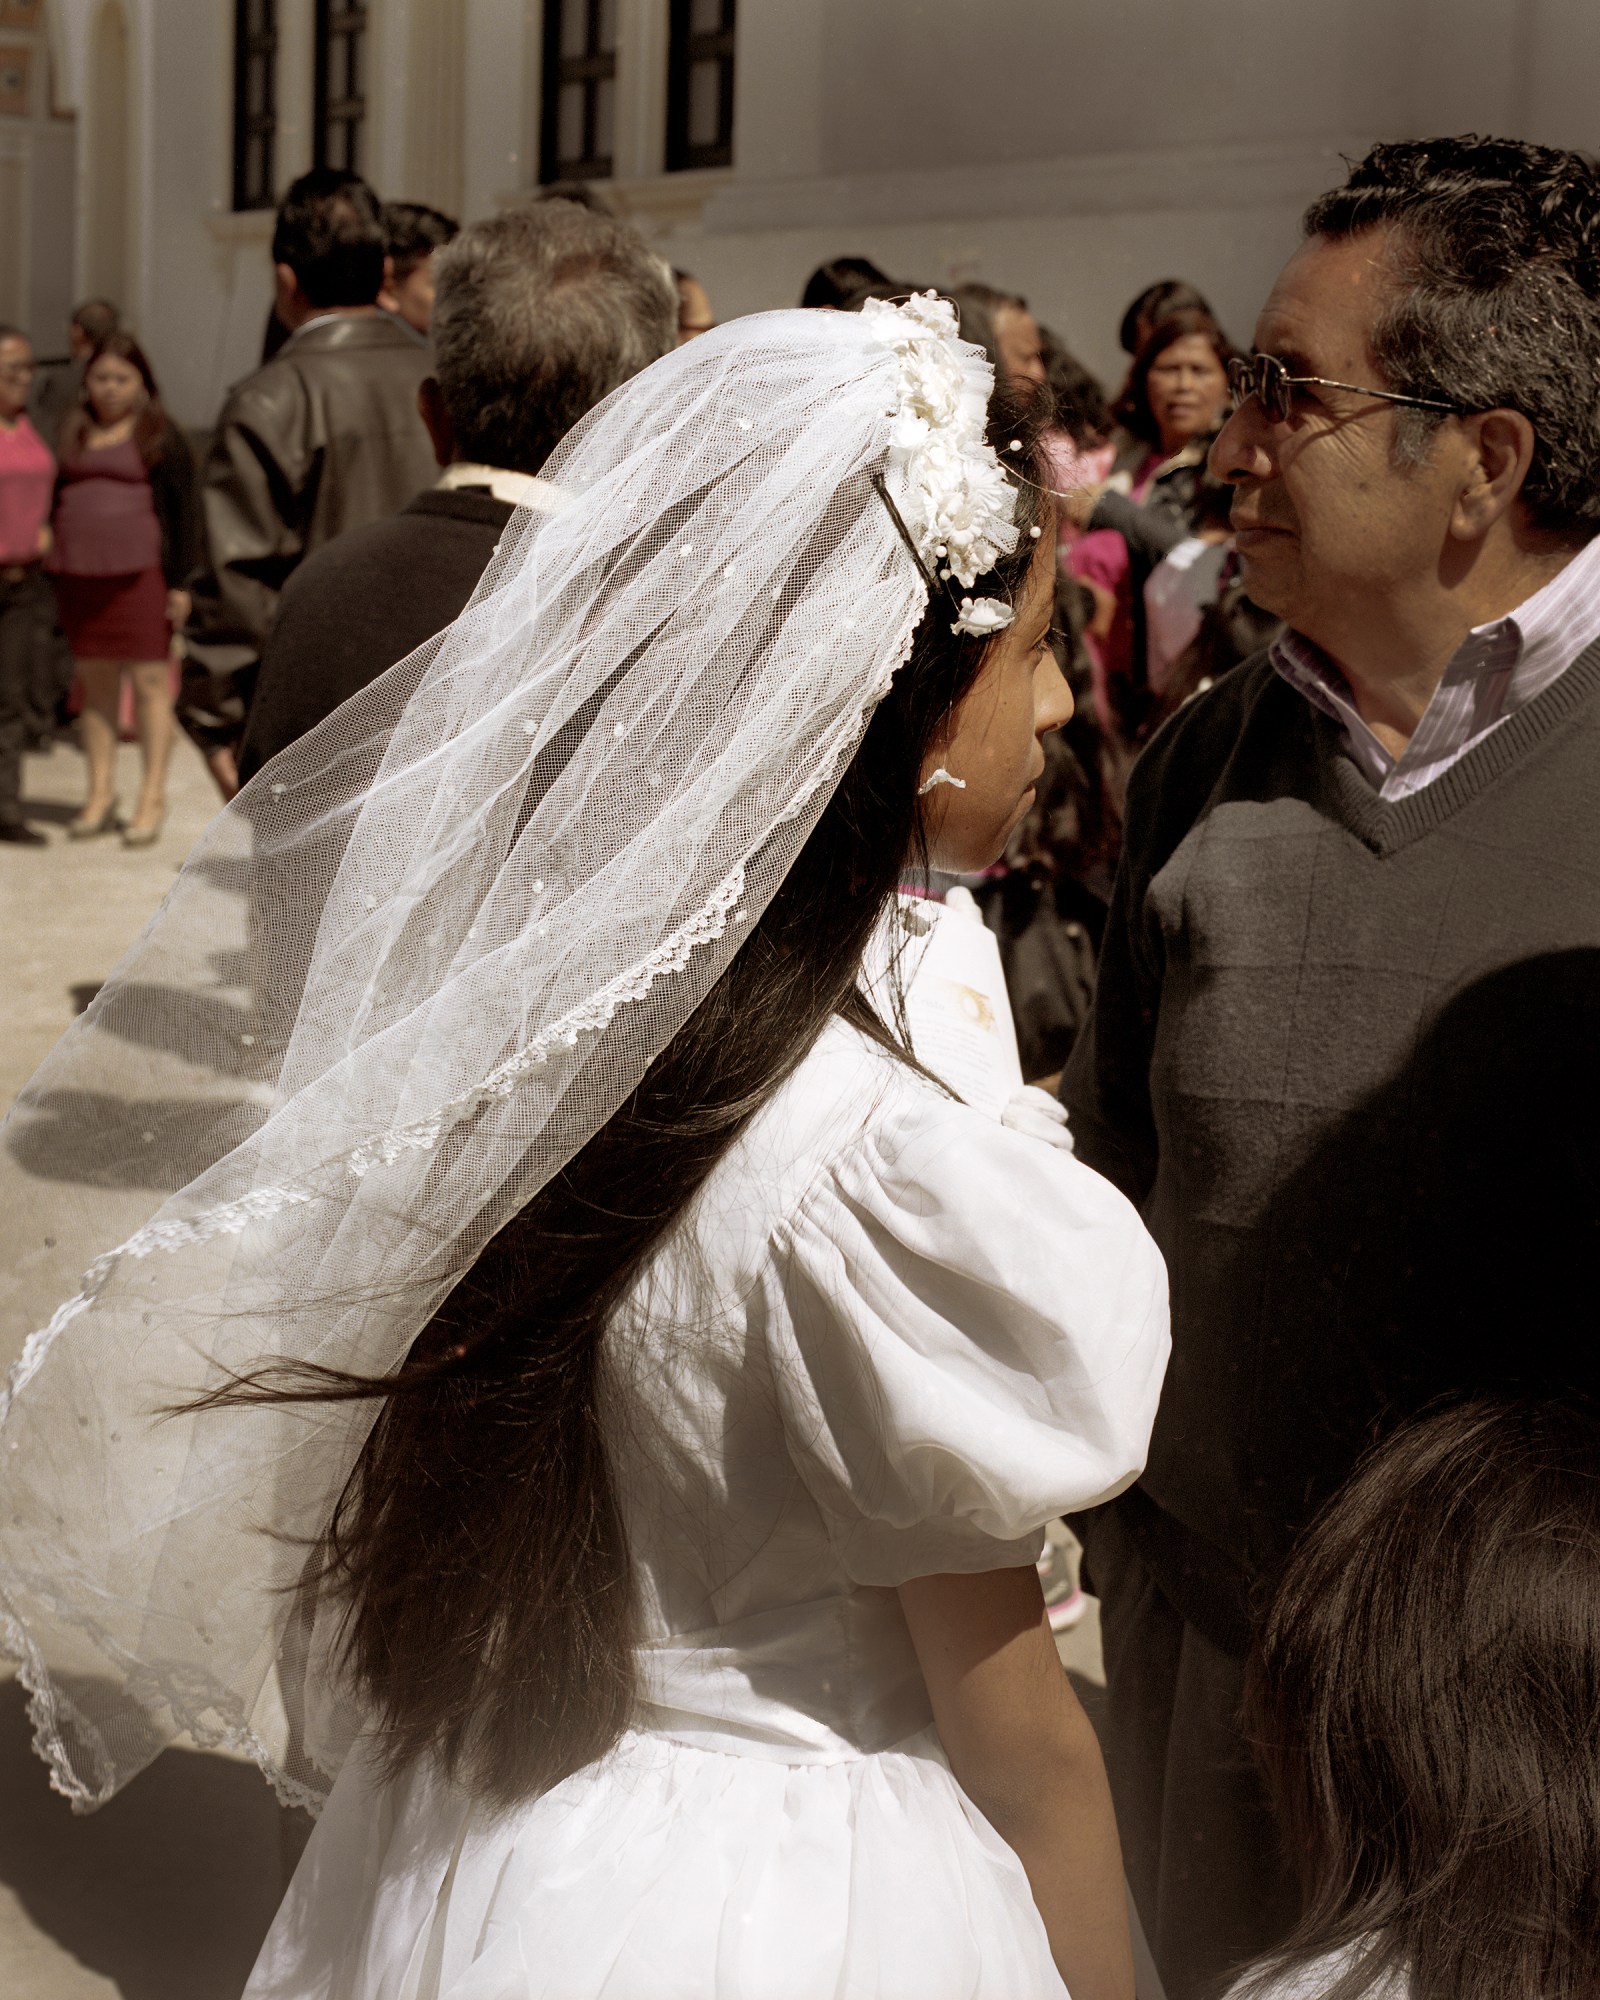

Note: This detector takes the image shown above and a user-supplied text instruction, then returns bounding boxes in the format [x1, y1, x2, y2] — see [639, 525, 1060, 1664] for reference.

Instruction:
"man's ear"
[418, 376, 456, 469]
[274, 262, 310, 330]
[377, 253, 399, 315]
[1451, 407, 1537, 543]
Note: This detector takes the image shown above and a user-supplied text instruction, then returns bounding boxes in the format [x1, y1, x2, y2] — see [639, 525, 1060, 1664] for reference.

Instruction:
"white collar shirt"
[1270, 530, 1600, 800]
[435, 461, 567, 514]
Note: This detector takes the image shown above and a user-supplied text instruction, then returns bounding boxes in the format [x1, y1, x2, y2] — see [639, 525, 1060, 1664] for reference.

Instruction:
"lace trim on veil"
[1, 1588, 328, 1816]
[1, 863, 752, 1431]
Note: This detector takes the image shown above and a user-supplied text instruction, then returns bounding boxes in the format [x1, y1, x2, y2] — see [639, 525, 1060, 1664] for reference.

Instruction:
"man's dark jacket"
[187, 314, 437, 686]
[237, 485, 514, 782]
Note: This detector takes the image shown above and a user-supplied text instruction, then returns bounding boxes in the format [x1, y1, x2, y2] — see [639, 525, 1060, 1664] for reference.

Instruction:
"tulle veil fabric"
[0, 297, 1018, 1811]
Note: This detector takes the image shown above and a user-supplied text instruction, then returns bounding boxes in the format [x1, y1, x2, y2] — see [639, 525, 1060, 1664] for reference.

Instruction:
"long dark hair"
[66, 331, 172, 466]
[1111, 306, 1237, 451]
[212, 381, 1056, 1808]
[1239, 1396, 1600, 2000]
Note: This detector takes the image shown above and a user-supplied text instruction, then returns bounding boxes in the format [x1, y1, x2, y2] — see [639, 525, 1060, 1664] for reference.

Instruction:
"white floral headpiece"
[861, 291, 1021, 635]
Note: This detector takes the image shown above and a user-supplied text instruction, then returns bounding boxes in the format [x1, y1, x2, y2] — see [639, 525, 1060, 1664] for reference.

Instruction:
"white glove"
[1000, 1085, 1075, 1152]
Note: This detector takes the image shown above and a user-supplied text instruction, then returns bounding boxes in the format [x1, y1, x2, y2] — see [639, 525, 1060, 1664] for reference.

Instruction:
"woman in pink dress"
[49, 333, 198, 846]
[0, 325, 57, 845]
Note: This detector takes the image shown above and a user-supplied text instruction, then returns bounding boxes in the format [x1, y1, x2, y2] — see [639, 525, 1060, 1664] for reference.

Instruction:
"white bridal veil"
[0, 296, 1019, 1812]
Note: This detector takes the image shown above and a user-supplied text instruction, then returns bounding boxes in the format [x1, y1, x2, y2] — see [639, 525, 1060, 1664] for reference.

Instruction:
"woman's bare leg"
[127, 658, 175, 828]
[203, 741, 240, 803]
[74, 658, 123, 823]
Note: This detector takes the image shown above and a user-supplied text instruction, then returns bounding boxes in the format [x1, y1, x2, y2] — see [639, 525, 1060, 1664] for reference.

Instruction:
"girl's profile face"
[921, 536, 1072, 873]
[86, 354, 146, 427]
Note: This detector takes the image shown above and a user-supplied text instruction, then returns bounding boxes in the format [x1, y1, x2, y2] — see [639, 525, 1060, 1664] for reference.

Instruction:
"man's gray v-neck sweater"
[1062, 641, 1600, 1655]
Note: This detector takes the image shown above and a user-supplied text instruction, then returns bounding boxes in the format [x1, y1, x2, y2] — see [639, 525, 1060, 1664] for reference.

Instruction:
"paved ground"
[0, 734, 313, 1997]
[0, 736, 220, 1112]
[0, 734, 1158, 1996]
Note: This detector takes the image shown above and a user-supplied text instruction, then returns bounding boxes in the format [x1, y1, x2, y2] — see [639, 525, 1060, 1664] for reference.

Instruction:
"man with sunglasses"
[1061, 136, 1600, 1998]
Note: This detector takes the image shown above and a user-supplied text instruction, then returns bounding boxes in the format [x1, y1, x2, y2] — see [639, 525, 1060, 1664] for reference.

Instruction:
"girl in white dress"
[0, 297, 1167, 1998]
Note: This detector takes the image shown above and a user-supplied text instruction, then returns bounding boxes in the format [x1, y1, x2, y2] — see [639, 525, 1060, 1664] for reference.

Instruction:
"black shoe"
[0, 819, 46, 846]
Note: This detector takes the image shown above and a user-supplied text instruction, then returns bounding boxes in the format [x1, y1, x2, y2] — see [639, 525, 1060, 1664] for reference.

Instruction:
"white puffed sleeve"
[764, 1086, 1170, 1586]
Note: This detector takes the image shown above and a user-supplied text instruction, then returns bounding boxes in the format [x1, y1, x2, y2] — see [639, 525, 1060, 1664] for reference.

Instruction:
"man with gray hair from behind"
[237, 197, 677, 781]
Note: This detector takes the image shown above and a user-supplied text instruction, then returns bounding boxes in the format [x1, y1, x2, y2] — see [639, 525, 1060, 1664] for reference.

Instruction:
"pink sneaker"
[1046, 1586, 1087, 1633]
[1037, 1537, 1088, 1632]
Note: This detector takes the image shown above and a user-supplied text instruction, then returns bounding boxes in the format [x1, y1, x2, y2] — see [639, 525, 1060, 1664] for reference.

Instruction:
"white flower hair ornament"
[861, 291, 1020, 641]
[951, 595, 1015, 638]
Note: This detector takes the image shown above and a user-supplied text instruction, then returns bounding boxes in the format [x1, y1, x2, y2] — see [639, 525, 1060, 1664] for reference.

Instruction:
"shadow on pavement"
[187, 855, 251, 898]
[55, 985, 269, 1077]
[18, 798, 80, 827]
[5, 1089, 265, 1190]
[0, 1680, 307, 2000]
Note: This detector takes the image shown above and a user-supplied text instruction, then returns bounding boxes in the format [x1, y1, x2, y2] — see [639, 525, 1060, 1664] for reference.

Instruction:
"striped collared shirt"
[1270, 530, 1600, 800]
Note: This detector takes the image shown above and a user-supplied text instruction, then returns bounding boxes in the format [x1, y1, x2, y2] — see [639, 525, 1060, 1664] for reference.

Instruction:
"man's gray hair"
[431, 200, 678, 477]
[1305, 137, 1600, 540]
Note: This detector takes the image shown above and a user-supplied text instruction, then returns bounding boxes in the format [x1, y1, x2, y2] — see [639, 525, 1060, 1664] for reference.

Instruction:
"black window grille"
[666, 0, 735, 174]
[539, 0, 618, 185]
[233, 0, 278, 211]
[314, 0, 368, 175]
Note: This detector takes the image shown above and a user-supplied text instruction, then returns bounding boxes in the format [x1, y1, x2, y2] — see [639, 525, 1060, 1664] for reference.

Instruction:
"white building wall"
[622, 0, 1600, 387]
[25, 113, 77, 349]
[0, 0, 76, 355]
[35, 0, 1600, 424]
[460, 0, 536, 222]
[51, 0, 265, 422]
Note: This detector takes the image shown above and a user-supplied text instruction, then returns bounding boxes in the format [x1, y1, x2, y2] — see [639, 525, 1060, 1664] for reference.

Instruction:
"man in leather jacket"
[182, 168, 436, 795]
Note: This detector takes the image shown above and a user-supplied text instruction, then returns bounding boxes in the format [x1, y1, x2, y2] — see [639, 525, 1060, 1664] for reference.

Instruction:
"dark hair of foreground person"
[203, 381, 1059, 1809]
[1240, 1396, 1600, 2000]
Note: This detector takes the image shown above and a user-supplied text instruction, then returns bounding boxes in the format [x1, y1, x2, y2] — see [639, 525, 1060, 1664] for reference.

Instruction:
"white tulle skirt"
[243, 1725, 1067, 2000]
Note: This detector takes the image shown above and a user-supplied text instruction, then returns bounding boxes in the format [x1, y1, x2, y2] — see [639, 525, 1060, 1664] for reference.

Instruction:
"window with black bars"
[540, 0, 618, 185]
[314, 0, 368, 175]
[233, 0, 278, 211]
[666, 0, 735, 174]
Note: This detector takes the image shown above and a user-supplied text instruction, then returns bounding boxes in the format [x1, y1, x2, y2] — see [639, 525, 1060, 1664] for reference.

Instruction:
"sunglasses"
[1227, 353, 1461, 426]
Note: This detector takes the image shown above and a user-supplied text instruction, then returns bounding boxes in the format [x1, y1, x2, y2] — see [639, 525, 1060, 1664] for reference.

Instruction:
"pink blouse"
[0, 414, 54, 567]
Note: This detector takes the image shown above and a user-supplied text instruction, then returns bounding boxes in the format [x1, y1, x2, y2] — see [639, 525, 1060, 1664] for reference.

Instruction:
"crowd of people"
[2, 131, 1599, 2000]
[717, 253, 1288, 1081]
[0, 166, 1259, 1016]
[0, 175, 753, 844]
